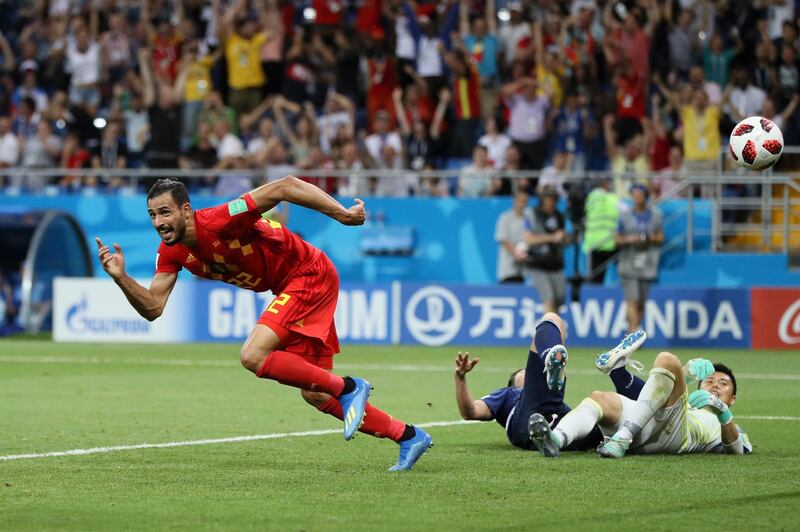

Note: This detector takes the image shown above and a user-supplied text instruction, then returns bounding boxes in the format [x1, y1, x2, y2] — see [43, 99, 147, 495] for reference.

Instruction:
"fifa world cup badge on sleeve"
[228, 198, 248, 216]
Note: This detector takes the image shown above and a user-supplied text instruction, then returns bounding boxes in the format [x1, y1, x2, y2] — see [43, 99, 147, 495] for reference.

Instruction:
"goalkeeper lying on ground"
[528, 332, 752, 458]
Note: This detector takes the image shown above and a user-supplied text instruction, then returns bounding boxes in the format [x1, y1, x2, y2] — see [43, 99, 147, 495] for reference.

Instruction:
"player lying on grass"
[528, 335, 752, 458]
[455, 312, 612, 450]
[96, 177, 432, 471]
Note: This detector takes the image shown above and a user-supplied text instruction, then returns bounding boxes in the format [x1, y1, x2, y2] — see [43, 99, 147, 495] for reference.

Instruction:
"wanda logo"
[778, 299, 800, 344]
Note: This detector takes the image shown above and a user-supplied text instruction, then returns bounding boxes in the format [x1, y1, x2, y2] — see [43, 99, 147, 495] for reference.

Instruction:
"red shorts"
[257, 253, 340, 369]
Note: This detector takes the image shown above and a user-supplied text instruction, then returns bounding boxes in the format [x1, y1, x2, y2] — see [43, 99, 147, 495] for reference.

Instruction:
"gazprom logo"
[405, 286, 462, 346]
[66, 294, 150, 334]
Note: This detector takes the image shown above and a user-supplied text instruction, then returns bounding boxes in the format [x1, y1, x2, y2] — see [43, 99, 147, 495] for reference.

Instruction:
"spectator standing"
[703, 33, 739, 88]
[19, 121, 62, 190]
[520, 186, 567, 314]
[259, 0, 285, 97]
[603, 115, 650, 199]
[726, 65, 767, 122]
[615, 184, 663, 332]
[402, 0, 459, 99]
[497, 2, 530, 68]
[445, 49, 481, 157]
[582, 177, 620, 284]
[459, 145, 493, 197]
[140, 47, 181, 171]
[678, 88, 721, 178]
[12, 97, 39, 139]
[89, 121, 128, 189]
[501, 76, 550, 171]
[459, 0, 499, 121]
[58, 131, 90, 190]
[176, 40, 218, 151]
[538, 151, 568, 198]
[218, 0, 268, 116]
[478, 116, 511, 169]
[365, 41, 399, 129]
[65, 22, 101, 112]
[12, 70, 48, 113]
[0, 116, 19, 178]
[180, 121, 218, 176]
[365, 110, 403, 169]
[494, 189, 531, 284]
[100, 11, 133, 85]
[121, 92, 150, 169]
[550, 91, 591, 172]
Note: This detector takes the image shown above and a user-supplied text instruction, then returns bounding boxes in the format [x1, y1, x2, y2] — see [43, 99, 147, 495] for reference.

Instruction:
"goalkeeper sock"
[609, 367, 645, 400]
[315, 397, 406, 441]
[256, 350, 345, 397]
[616, 367, 675, 441]
[553, 398, 603, 448]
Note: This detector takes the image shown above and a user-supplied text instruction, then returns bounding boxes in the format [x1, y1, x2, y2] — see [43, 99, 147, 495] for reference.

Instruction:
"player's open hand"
[96, 237, 126, 280]
[688, 389, 732, 424]
[684, 358, 714, 383]
[455, 352, 479, 378]
[340, 198, 366, 226]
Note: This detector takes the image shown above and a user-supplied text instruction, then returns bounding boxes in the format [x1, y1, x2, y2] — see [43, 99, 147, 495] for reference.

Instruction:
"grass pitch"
[1, 339, 798, 531]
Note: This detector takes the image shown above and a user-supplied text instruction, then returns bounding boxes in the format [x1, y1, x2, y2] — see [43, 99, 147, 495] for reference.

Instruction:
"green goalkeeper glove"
[688, 389, 733, 424]
[684, 358, 714, 384]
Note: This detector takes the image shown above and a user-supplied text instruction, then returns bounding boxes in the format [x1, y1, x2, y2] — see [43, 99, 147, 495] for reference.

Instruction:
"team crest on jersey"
[210, 262, 228, 274]
[228, 198, 248, 216]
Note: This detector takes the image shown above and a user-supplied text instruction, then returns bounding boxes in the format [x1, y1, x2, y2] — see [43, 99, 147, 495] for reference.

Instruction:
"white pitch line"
[0, 415, 797, 462]
[0, 354, 235, 367]
[0, 420, 479, 462]
[737, 415, 800, 421]
[2, 355, 800, 381]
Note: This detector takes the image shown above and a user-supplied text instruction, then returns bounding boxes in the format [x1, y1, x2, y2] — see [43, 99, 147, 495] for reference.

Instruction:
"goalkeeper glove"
[688, 389, 732, 425]
[684, 358, 714, 384]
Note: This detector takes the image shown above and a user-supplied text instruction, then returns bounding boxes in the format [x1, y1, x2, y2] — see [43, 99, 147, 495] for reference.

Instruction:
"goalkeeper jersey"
[682, 408, 753, 454]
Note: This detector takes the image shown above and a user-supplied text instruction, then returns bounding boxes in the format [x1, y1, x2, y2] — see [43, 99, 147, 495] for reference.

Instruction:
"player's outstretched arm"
[248, 175, 365, 226]
[96, 238, 177, 321]
[454, 352, 493, 421]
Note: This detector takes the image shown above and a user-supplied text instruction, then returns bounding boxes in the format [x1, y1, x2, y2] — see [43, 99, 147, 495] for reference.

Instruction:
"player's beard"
[158, 219, 186, 246]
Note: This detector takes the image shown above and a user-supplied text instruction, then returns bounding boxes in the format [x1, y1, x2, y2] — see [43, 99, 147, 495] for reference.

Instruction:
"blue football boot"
[339, 376, 371, 441]
[388, 426, 433, 472]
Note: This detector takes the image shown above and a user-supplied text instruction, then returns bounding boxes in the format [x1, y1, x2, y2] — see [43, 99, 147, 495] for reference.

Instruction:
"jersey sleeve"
[481, 387, 512, 420]
[197, 193, 262, 237]
[155, 243, 182, 274]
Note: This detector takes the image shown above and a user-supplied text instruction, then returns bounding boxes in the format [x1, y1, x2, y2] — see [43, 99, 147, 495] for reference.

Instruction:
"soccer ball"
[728, 116, 784, 170]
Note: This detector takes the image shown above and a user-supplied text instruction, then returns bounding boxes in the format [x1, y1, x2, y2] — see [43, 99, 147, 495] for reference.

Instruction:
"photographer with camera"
[615, 184, 664, 332]
[517, 186, 567, 314]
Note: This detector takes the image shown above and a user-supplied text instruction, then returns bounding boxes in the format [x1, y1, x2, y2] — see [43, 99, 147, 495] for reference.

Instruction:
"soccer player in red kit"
[96, 177, 433, 471]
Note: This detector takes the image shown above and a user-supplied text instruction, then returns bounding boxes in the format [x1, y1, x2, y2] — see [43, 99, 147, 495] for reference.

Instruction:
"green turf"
[1, 340, 798, 531]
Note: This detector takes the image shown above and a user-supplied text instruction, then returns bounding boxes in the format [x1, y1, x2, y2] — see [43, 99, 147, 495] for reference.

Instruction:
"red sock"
[256, 350, 345, 396]
[316, 397, 406, 441]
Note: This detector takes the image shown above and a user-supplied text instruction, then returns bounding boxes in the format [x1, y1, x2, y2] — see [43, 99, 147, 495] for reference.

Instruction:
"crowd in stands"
[0, 0, 797, 198]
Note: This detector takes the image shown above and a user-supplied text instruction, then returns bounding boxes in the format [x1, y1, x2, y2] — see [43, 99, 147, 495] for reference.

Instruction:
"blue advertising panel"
[398, 283, 750, 349]
[187, 281, 400, 345]
[56, 278, 750, 348]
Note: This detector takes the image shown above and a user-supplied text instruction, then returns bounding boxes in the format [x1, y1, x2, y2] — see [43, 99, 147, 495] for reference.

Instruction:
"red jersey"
[615, 72, 645, 120]
[155, 194, 321, 293]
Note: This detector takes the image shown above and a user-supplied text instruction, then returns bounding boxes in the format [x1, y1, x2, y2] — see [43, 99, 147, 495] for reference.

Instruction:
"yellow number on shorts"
[267, 293, 291, 314]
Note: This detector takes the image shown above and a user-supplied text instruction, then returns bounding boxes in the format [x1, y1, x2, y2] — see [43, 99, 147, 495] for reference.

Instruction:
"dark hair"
[507, 368, 524, 387]
[712, 363, 737, 395]
[147, 178, 190, 207]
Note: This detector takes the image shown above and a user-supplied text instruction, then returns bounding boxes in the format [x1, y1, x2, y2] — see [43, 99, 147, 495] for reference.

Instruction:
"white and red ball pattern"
[728, 116, 784, 170]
